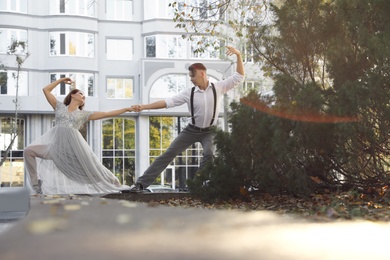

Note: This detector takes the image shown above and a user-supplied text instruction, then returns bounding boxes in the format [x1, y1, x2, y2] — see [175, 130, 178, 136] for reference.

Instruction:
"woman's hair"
[63, 89, 84, 110]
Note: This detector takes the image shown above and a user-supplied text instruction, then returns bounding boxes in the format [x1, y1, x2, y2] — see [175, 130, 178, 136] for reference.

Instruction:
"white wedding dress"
[24, 101, 129, 195]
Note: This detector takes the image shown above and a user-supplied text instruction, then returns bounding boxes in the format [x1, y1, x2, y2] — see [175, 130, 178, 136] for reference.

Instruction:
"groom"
[128, 46, 245, 193]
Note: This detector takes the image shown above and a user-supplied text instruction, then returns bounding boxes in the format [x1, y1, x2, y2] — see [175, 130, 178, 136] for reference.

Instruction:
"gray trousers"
[137, 125, 215, 188]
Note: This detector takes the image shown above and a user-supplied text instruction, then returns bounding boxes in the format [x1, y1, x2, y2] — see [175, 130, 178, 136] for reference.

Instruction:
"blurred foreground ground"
[1, 193, 390, 260]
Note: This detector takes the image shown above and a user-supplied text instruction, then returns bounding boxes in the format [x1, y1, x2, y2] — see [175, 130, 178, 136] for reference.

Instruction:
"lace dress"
[25, 101, 129, 195]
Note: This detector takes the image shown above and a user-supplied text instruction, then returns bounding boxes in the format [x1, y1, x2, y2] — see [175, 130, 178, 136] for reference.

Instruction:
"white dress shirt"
[165, 72, 245, 128]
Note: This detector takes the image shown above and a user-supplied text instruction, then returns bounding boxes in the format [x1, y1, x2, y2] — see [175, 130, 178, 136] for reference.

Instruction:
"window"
[242, 80, 273, 96]
[0, 70, 28, 96]
[143, 0, 178, 19]
[243, 81, 261, 92]
[145, 35, 186, 58]
[102, 118, 136, 185]
[145, 35, 224, 59]
[242, 44, 254, 63]
[0, 0, 27, 13]
[50, 32, 94, 57]
[191, 36, 223, 59]
[144, 0, 220, 20]
[149, 73, 221, 107]
[181, 0, 220, 20]
[0, 29, 28, 54]
[0, 117, 25, 187]
[149, 116, 203, 189]
[50, 73, 94, 97]
[49, 0, 95, 17]
[106, 39, 132, 60]
[150, 74, 186, 98]
[106, 0, 132, 20]
[145, 36, 156, 57]
[107, 78, 133, 99]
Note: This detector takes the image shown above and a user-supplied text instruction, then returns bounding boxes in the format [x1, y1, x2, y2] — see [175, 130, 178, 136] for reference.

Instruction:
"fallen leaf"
[63, 204, 81, 211]
[116, 214, 132, 225]
[26, 218, 68, 235]
[119, 200, 137, 208]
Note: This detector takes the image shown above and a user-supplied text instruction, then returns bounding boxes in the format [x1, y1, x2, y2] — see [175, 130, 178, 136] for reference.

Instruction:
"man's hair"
[188, 63, 207, 74]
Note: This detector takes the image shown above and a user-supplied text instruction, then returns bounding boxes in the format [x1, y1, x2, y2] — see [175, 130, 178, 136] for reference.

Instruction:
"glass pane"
[115, 150, 123, 157]
[107, 78, 115, 98]
[114, 158, 123, 174]
[102, 119, 114, 149]
[116, 79, 123, 98]
[87, 34, 94, 57]
[114, 119, 123, 149]
[124, 79, 133, 98]
[0, 118, 24, 150]
[146, 36, 156, 57]
[124, 150, 135, 157]
[88, 75, 94, 96]
[124, 119, 135, 149]
[102, 158, 113, 171]
[124, 158, 135, 185]
[102, 150, 113, 157]
[150, 74, 186, 98]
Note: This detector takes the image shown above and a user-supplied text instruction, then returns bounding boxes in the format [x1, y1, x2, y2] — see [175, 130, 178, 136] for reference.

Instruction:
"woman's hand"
[61, 77, 74, 86]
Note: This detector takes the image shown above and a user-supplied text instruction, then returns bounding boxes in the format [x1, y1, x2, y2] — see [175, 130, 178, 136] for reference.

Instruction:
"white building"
[0, 0, 268, 189]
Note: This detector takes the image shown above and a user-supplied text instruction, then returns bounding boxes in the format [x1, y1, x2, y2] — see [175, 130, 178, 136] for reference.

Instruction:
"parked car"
[144, 185, 177, 193]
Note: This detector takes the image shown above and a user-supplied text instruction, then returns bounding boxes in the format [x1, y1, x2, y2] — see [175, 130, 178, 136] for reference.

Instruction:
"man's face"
[189, 70, 201, 85]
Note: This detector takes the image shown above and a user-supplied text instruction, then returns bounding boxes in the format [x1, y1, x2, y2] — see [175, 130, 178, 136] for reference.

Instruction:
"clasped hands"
[131, 105, 142, 112]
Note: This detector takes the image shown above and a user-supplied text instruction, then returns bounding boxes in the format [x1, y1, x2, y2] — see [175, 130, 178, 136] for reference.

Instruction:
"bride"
[24, 77, 133, 195]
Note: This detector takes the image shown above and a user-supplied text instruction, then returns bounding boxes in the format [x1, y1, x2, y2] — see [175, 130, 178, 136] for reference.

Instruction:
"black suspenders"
[190, 83, 217, 127]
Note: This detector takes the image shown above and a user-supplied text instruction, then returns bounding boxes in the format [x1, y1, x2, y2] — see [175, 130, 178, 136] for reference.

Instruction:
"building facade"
[0, 0, 268, 190]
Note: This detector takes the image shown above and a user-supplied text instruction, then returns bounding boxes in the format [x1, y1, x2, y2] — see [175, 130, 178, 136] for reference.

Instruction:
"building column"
[135, 115, 149, 181]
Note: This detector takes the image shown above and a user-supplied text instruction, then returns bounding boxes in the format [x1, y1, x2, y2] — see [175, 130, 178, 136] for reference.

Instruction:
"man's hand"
[226, 46, 241, 57]
[226, 46, 245, 76]
[131, 105, 142, 112]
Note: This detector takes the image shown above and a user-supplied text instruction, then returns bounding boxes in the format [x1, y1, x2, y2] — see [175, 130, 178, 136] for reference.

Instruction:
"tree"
[179, 0, 390, 200]
[170, 0, 269, 55]
[0, 40, 30, 167]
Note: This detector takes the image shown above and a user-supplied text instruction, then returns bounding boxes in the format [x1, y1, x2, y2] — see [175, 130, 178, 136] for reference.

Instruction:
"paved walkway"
[1, 193, 390, 260]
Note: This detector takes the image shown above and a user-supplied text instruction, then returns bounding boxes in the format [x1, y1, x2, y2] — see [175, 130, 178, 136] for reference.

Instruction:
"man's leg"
[197, 131, 215, 172]
[137, 127, 200, 188]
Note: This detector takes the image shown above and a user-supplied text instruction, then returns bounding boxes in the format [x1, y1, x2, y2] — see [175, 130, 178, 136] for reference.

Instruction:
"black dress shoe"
[121, 183, 144, 193]
[130, 183, 144, 193]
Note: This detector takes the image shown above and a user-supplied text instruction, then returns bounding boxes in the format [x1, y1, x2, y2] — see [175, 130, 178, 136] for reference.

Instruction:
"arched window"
[150, 74, 186, 98]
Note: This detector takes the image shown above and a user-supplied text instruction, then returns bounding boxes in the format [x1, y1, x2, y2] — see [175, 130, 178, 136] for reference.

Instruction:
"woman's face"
[72, 91, 85, 104]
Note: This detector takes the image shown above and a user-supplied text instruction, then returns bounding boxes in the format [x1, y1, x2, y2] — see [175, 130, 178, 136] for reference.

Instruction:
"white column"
[135, 115, 150, 180]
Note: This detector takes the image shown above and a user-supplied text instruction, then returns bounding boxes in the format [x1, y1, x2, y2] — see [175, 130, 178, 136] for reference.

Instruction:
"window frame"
[0, 28, 28, 55]
[106, 77, 134, 99]
[0, 70, 28, 96]
[106, 0, 133, 21]
[106, 38, 133, 61]
[0, 0, 27, 13]
[49, 72, 95, 97]
[49, 31, 95, 58]
[49, 0, 96, 17]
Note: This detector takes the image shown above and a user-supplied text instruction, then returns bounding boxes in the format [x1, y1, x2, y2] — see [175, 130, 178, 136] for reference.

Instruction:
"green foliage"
[249, 0, 390, 189]
[187, 156, 243, 202]
[190, 91, 332, 201]
[169, 0, 268, 54]
[185, 0, 390, 200]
